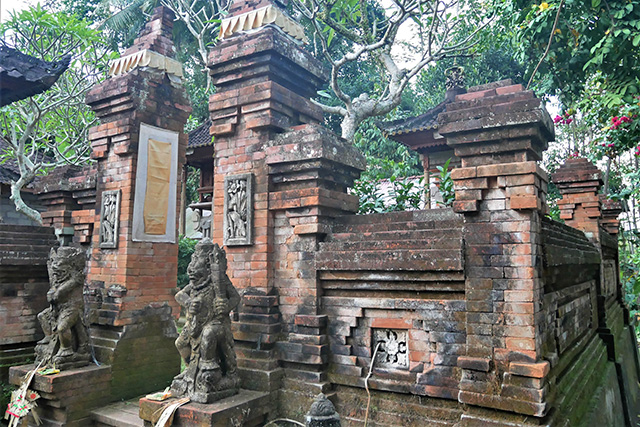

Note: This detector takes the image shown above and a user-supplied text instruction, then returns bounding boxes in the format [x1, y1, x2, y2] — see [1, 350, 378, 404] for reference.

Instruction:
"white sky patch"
[1, 0, 31, 23]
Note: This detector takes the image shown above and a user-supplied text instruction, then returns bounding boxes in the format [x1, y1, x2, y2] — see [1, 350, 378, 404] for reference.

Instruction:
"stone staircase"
[88, 325, 124, 364]
[0, 224, 58, 266]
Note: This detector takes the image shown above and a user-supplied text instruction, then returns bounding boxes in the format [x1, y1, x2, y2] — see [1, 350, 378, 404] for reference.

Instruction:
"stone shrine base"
[139, 389, 272, 426]
[9, 363, 111, 427]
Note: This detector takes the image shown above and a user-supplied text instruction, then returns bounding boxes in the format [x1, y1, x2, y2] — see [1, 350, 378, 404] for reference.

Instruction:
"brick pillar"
[438, 80, 553, 418]
[552, 158, 603, 241]
[267, 124, 364, 412]
[551, 158, 640, 426]
[207, 0, 364, 408]
[208, 0, 326, 397]
[84, 6, 191, 400]
[600, 195, 622, 236]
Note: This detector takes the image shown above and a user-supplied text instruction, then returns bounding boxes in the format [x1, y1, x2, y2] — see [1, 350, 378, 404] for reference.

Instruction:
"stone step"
[320, 231, 462, 250]
[0, 224, 57, 235]
[332, 208, 460, 228]
[327, 229, 461, 245]
[91, 398, 144, 427]
[331, 218, 461, 235]
[90, 336, 119, 349]
[316, 248, 463, 272]
[0, 233, 57, 244]
[0, 243, 58, 253]
[90, 326, 124, 341]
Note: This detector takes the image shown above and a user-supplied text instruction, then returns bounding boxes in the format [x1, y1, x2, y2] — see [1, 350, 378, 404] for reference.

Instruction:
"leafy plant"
[177, 236, 197, 289]
[352, 154, 424, 214]
[436, 158, 455, 207]
[0, 5, 113, 223]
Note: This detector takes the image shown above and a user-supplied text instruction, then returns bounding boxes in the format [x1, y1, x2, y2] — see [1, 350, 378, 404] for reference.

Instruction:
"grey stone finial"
[305, 393, 341, 427]
[445, 66, 465, 91]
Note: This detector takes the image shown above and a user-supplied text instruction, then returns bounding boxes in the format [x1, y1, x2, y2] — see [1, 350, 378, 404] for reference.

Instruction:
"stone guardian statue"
[171, 238, 241, 403]
[35, 247, 91, 370]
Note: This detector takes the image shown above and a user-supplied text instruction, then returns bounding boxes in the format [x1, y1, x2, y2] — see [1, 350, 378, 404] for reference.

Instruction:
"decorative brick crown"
[219, 0, 307, 42]
[107, 6, 183, 78]
[551, 157, 603, 191]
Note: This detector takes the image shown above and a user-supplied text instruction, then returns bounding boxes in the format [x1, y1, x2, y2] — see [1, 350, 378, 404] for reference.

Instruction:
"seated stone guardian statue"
[35, 247, 91, 369]
[171, 238, 241, 403]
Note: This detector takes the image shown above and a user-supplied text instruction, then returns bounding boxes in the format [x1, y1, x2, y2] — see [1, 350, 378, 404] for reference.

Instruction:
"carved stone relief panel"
[373, 329, 409, 370]
[99, 189, 120, 249]
[223, 173, 253, 246]
[602, 259, 617, 298]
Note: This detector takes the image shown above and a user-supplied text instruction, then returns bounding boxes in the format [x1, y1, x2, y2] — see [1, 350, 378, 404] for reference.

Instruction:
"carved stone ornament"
[445, 66, 465, 90]
[171, 239, 241, 403]
[35, 247, 91, 370]
[373, 329, 409, 370]
[306, 393, 342, 427]
[223, 173, 253, 246]
[99, 190, 120, 249]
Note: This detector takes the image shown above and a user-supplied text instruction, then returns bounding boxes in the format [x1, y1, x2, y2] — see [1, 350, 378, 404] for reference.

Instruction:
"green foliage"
[1, 381, 16, 422]
[621, 232, 640, 337]
[508, 0, 640, 106]
[436, 158, 455, 208]
[177, 236, 197, 288]
[0, 6, 112, 156]
[0, 5, 113, 221]
[352, 155, 424, 214]
[353, 118, 422, 178]
[185, 166, 201, 205]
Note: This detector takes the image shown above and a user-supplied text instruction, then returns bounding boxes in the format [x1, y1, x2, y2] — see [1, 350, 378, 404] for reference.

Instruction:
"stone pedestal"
[9, 364, 111, 427]
[139, 389, 272, 426]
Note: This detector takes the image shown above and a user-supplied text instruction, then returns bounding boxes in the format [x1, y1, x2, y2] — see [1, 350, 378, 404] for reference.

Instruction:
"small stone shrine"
[34, 246, 91, 370]
[171, 239, 241, 403]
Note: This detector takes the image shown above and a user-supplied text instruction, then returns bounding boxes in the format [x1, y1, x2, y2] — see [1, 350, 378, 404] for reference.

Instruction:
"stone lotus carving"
[223, 174, 252, 246]
[35, 247, 91, 370]
[171, 239, 241, 403]
[374, 329, 408, 370]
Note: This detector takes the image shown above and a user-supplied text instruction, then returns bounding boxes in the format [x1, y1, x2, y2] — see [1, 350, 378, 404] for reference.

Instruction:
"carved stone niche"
[223, 173, 253, 246]
[373, 329, 409, 370]
[99, 189, 120, 249]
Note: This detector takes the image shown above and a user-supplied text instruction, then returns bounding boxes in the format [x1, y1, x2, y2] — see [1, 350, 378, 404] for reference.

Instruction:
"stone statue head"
[47, 246, 85, 285]
[187, 238, 228, 282]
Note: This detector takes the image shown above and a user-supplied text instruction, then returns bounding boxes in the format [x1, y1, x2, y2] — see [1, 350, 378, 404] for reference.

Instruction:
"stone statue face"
[187, 247, 209, 283]
[47, 247, 83, 286]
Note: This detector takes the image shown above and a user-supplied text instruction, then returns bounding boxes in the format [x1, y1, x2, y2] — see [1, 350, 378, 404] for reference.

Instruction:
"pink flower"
[612, 116, 619, 122]
[565, 118, 573, 124]
[608, 143, 615, 148]
[554, 115, 562, 124]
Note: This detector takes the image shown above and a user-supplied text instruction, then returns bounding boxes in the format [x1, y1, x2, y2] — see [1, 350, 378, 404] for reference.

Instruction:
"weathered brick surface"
[84, 7, 190, 326]
[17, 6, 192, 405]
[9, 364, 111, 426]
[315, 209, 466, 402]
[200, 13, 639, 425]
[32, 165, 97, 244]
[0, 225, 57, 381]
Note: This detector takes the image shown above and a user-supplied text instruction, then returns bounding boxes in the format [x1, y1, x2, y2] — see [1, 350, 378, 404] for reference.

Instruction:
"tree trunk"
[9, 180, 42, 225]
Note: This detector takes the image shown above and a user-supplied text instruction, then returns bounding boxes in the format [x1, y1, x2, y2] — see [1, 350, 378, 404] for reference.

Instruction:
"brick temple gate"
[6, 1, 640, 425]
